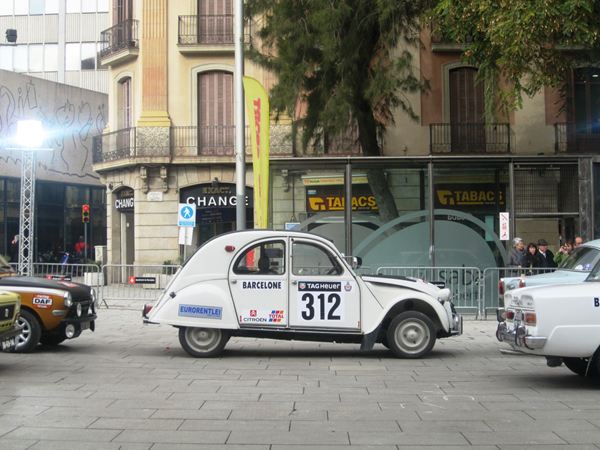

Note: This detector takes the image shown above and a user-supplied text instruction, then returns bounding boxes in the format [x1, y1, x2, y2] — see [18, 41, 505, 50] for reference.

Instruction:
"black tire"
[563, 357, 597, 377]
[386, 311, 436, 358]
[13, 309, 42, 353]
[40, 333, 66, 346]
[178, 327, 229, 358]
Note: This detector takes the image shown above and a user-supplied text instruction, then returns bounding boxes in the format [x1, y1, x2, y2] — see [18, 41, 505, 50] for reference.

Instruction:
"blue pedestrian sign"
[178, 203, 196, 227]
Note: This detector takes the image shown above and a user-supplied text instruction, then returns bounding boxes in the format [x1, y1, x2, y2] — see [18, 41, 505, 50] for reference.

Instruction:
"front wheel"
[563, 357, 597, 377]
[386, 311, 436, 358]
[13, 310, 42, 353]
[178, 327, 229, 358]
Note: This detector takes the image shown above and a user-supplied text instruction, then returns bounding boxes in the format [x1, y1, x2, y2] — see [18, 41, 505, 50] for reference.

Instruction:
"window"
[14, 0, 27, 15]
[29, 0, 44, 14]
[81, 43, 96, 69]
[0, 1, 13, 15]
[29, 45, 43, 72]
[292, 242, 342, 276]
[573, 67, 600, 135]
[44, 44, 57, 71]
[45, 0, 59, 14]
[13, 45, 27, 72]
[0, 46, 12, 70]
[117, 77, 132, 129]
[234, 241, 285, 275]
[65, 43, 81, 70]
[66, 0, 81, 13]
[97, 0, 109, 12]
[82, 0, 96, 13]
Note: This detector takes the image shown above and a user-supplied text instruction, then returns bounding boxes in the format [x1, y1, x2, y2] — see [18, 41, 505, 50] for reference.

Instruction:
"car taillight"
[505, 310, 515, 320]
[498, 279, 504, 295]
[142, 304, 153, 319]
[519, 278, 526, 288]
[524, 312, 536, 326]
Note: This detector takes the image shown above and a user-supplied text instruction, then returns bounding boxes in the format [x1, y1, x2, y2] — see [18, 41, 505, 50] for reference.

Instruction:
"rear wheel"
[178, 327, 229, 358]
[13, 310, 42, 353]
[563, 357, 597, 377]
[386, 311, 436, 358]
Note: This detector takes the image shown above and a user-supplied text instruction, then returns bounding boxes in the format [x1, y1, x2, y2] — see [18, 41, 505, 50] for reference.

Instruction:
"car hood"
[0, 276, 91, 298]
[360, 275, 449, 301]
[504, 270, 588, 289]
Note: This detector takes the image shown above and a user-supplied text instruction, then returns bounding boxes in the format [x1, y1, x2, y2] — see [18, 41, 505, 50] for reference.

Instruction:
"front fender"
[365, 292, 450, 335]
[148, 279, 238, 329]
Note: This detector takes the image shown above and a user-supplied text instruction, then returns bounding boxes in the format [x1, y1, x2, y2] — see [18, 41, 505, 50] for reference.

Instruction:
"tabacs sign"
[305, 185, 378, 212]
[434, 184, 506, 210]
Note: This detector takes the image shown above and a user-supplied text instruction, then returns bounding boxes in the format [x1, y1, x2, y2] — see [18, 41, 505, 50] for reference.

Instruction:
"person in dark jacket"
[524, 242, 538, 273]
[535, 239, 557, 269]
[508, 237, 526, 267]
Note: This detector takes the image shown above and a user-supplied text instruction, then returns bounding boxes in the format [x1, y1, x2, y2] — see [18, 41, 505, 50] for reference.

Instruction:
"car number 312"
[300, 292, 342, 321]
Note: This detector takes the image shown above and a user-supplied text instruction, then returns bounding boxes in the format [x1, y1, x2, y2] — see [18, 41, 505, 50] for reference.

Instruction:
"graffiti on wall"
[0, 77, 107, 183]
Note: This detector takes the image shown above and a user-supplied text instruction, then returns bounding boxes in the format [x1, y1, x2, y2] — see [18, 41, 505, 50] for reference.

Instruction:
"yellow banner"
[243, 76, 270, 229]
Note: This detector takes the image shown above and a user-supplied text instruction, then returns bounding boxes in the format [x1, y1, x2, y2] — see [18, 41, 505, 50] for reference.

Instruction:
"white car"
[496, 261, 600, 377]
[144, 230, 462, 358]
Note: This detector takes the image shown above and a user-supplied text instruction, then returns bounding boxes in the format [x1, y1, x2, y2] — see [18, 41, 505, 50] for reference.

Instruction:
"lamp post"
[9, 120, 51, 276]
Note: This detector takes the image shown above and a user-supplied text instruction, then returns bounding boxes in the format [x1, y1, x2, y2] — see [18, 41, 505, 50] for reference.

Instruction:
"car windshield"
[558, 246, 600, 272]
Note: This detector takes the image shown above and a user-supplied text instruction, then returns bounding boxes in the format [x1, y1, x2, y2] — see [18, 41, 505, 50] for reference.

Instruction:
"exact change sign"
[178, 203, 196, 227]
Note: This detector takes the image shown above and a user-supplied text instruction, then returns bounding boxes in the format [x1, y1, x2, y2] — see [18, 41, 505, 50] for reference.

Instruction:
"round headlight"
[76, 302, 82, 317]
[63, 292, 73, 308]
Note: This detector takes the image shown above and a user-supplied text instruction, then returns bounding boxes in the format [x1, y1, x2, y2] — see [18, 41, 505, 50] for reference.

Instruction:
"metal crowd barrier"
[99, 264, 181, 307]
[376, 266, 482, 316]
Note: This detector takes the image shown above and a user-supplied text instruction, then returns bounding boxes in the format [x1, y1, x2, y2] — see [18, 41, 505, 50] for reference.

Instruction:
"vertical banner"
[242, 76, 270, 229]
[499, 212, 510, 241]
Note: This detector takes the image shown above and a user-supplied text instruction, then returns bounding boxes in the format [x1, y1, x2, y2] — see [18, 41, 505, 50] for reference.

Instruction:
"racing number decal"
[300, 292, 341, 320]
[297, 281, 344, 322]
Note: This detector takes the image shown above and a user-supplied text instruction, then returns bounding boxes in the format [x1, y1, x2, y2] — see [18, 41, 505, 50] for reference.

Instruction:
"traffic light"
[82, 204, 90, 223]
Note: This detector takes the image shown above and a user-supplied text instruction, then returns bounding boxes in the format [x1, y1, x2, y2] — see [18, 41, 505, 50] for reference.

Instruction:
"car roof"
[583, 239, 600, 249]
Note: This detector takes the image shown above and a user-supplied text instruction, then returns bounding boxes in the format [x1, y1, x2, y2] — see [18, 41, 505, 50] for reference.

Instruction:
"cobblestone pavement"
[2, 303, 600, 449]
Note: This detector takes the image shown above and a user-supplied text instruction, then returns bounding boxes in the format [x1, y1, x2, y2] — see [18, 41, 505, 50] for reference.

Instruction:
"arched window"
[197, 70, 233, 155]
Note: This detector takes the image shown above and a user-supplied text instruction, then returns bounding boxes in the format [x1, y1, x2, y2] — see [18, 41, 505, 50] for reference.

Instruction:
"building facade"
[0, 0, 109, 93]
[93, 2, 598, 268]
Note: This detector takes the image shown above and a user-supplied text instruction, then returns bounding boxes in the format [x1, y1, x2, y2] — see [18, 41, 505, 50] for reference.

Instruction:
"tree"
[431, 0, 600, 116]
[245, 0, 431, 222]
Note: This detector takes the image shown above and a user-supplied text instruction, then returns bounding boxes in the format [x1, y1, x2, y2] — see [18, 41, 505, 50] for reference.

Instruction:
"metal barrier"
[481, 267, 556, 318]
[376, 266, 482, 316]
[99, 264, 181, 307]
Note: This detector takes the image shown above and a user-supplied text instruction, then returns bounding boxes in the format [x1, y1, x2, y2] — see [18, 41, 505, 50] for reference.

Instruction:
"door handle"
[291, 280, 297, 285]
[230, 279, 237, 284]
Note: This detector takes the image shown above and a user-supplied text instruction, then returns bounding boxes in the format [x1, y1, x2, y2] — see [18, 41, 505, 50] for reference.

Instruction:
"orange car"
[0, 257, 97, 352]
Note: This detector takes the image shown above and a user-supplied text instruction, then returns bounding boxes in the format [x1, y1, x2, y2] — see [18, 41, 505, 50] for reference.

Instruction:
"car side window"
[233, 241, 285, 275]
[292, 242, 342, 276]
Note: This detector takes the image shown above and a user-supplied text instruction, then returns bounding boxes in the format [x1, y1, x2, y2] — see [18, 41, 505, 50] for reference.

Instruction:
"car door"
[288, 237, 360, 330]
[229, 239, 288, 327]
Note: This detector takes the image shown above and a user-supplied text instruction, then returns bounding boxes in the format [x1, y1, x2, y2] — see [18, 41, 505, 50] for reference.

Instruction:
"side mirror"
[344, 256, 362, 270]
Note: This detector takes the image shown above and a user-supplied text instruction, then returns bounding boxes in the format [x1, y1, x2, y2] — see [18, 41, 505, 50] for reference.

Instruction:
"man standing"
[536, 239, 557, 268]
[508, 237, 526, 267]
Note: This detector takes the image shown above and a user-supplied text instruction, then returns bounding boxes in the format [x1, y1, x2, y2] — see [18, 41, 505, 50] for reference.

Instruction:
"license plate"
[80, 321, 90, 331]
[0, 305, 15, 321]
[514, 310, 523, 324]
[1, 337, 15, 350]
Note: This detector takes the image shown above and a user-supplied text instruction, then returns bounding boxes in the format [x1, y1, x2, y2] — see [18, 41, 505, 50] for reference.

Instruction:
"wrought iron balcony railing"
[554, 122, 600, 153]
[99, 19, 139, 59]
[178, 14, 234, 45]
[430, 123, 511, 154]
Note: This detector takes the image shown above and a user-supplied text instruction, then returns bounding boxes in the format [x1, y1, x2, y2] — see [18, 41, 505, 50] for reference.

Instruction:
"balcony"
[92, 128, 171, 167]
[555, 122, 600, 153]
[99, 19, 139, 66]
[178, 14, 234, 53]
[430, 123, 511, 154]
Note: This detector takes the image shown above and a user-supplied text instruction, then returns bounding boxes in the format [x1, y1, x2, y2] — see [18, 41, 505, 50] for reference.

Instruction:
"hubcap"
[15, 316, 31, 350]
[186, 328, 220, 353]
[395, 319, 429, 354]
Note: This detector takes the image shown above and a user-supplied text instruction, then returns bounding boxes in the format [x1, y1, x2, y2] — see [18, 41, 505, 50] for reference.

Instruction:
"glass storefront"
[0, 177, 106, 263]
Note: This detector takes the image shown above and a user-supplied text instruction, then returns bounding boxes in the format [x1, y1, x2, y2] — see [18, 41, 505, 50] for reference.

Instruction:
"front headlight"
[63, 291, 73, 308]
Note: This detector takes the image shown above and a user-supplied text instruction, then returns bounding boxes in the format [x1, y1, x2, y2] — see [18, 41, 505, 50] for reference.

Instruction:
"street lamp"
[9, 120, 52, 276]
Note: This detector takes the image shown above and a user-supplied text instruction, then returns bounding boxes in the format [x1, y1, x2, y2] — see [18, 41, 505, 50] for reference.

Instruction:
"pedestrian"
[9, 234, 18, 263]
[74, 236, 87, 260]
[535, 239, 557, 269]
[508, 237, 526, 267]
[554, 240, 573, 266]
[524, 242, 538, 274]
[574, 236, 584, 248]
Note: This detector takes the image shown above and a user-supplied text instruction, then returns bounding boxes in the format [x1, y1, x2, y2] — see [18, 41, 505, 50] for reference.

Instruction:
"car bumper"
[450, 313, 463, 335]
[60, 314, 96, 337]
[496, 309, 546, 350]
